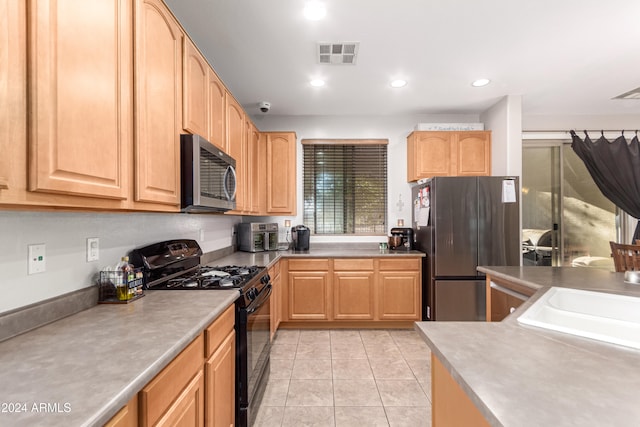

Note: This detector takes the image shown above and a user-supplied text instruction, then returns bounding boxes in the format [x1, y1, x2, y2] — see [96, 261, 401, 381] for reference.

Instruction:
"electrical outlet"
[28, 244, 46, 274]
[87, 238, 99, 262]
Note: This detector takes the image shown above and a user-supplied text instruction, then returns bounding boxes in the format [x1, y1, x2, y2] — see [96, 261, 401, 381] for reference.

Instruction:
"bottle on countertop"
[115, 256, 134, 300]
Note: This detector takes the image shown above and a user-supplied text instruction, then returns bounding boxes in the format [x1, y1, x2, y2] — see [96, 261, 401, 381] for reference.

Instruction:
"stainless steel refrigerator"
[412, 176, 520, 321]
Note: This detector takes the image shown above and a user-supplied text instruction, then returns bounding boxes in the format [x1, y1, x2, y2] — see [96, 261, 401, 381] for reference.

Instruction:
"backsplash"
[0, 210, 240, 314]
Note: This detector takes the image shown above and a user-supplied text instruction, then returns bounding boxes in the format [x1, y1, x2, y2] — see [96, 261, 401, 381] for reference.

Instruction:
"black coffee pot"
[291, 225, 310, 251]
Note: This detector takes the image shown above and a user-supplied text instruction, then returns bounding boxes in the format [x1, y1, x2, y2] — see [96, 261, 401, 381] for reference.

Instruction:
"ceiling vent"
[317, 42, 359, 65]
[613, 86, 640, 100]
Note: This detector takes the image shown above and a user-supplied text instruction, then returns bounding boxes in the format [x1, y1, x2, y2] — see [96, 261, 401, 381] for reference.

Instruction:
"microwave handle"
[224, 165, 237, 201]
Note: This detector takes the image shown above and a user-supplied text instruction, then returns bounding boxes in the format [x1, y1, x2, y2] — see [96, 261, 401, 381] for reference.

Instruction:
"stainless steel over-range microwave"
[180, 134, 237, 212]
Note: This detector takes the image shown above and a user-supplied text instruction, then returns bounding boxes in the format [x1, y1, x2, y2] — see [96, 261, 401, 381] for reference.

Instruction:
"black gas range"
[129, 239, 271, 427]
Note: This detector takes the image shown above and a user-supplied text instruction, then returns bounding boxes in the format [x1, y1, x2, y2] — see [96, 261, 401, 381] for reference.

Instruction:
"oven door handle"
[246, 283, 272, 314]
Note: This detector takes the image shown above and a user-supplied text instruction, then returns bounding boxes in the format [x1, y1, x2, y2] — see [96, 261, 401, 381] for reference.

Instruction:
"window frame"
[301, 139, 388, 236]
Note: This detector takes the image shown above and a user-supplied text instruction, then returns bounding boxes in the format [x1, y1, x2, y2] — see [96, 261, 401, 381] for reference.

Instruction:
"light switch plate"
[28, 244, 46, 274]
[87, 238, 99, 262]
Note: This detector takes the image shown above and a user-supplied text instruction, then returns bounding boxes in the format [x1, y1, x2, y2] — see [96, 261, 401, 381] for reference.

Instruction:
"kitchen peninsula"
[416, 266, 640, 427]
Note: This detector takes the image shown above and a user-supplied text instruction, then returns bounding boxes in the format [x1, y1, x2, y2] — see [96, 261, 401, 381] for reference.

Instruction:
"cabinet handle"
[509, 307, 516, 314]
[0, 178, 8, 190]
[490, 282, 530, 302]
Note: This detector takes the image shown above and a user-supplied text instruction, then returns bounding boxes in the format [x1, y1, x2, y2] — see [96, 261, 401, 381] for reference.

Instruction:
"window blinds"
[302, 141, 387, 235]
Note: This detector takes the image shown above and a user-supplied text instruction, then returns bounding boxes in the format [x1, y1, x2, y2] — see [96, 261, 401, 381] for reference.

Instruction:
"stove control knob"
[247, 288, 257, 300]
[261, 274, 271, 285]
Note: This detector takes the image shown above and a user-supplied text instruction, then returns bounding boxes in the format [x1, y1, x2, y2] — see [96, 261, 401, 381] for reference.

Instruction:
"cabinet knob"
[509, 307, 516, 314]
[0, 178, 8, 190]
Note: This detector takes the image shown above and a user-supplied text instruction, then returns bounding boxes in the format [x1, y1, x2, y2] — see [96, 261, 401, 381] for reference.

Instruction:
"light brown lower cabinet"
[281, 257, 422, 325]
[205, 331, 235, 427]
[103, 395, 138, 427]
[288, 271, 330, 320]
[269, 261, 282, 340]
[377, 258, 421, 320]
[155, 370, 205, 427]
[432, 353, 490, 427]
[105, 304, 236, 427]
[333, 259, 375, 320]
[140, 335, 205, 427]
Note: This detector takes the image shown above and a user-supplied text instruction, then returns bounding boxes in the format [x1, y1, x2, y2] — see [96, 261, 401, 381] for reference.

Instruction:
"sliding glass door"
[522, 138, 617, 268]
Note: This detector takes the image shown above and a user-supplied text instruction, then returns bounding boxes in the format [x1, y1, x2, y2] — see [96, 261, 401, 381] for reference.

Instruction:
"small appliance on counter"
[389, 227, 414, 250]
[291, 225, 310, 251]
[238, 222, 278, 252]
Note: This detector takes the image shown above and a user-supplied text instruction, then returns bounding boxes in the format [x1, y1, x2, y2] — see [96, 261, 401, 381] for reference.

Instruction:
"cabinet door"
[247, 121, 261, 214]
[269, 264, 281, 339]
[134, 0, 182, 206]
[333, 271, 375, 320]
[225, 95, 245, 212]
[207, 70, 226, 151]
[242, 120, 254, 214]
[104, 395, 138, 427]
[140, 335, 204, 426]
[156, 370, 205, 427]
[274, 272, 282, 331]
[377, 271, 421, 320]
[408, 132, 453, 181]
[455, 131, 491, 176]
[266, 132, 296, 215]
[28, 0, 131, 199]
[0, 0, 25, 201]
[432, 354, 490, 427]
[205, 330, 235, 427]
[288, 271, 330, 320]
[183, 37, 208, 137]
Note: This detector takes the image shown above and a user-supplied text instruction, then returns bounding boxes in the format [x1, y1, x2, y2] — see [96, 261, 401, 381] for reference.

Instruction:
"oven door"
[238, 283, 271, 426]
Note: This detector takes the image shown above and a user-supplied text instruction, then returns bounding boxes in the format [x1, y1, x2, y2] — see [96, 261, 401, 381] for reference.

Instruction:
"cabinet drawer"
[334, 258, 374, 271]
[288, 258, 330, 271]
[378, 258, 421, 271]
[140, 334, 204, 427]
[205, 304, 235, 358]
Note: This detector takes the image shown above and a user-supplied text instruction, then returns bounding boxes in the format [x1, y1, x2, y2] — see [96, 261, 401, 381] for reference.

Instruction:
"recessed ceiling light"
[304, 1, 326, 20]
[390, 79, 407, 88]
[472, 78, 491, 87]
[310, 79, 325, 87]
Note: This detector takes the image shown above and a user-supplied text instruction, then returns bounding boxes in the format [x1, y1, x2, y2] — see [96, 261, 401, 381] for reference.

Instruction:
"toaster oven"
[238, 223, 279, 252]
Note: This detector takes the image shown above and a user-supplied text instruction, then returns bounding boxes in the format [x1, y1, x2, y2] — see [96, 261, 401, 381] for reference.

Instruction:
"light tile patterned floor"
[254, 329, 432, 427]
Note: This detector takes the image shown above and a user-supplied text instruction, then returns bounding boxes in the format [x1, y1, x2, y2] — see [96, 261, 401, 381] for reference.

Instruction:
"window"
[302, 139, 387, 235]
[522, 136, 621, 268]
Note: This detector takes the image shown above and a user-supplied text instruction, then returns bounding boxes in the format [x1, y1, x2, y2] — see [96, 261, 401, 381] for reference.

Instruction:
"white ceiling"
[165, 0, 640, 118]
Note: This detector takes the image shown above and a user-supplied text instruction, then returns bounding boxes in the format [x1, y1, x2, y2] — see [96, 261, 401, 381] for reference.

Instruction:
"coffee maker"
[291, 225, 310, 251]
[389, 227, 414, 251]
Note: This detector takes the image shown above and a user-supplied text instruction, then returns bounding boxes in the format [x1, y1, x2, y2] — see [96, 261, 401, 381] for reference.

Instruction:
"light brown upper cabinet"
[247, 121, 261, 214]
[225, 95, 246, 213]
[207, 70, 227, 152]
[27, 0, 132, 201]
[133, 0, 182, 207]
[407, 131, 491, 181]
[183, 38, 229, 154]
[182, 37, 209, 137]
[265, 132, 297, 215]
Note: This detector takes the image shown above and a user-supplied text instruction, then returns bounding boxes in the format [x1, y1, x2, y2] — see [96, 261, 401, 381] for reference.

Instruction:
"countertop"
[0, 245, 424, 426]
[0, 290, 238, 427]
[208, 244, 424, 267]
[415, 266, 640, 427]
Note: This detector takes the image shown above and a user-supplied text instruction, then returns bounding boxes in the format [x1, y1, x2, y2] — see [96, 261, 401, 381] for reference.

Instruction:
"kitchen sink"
[517, 287, 640, 349]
